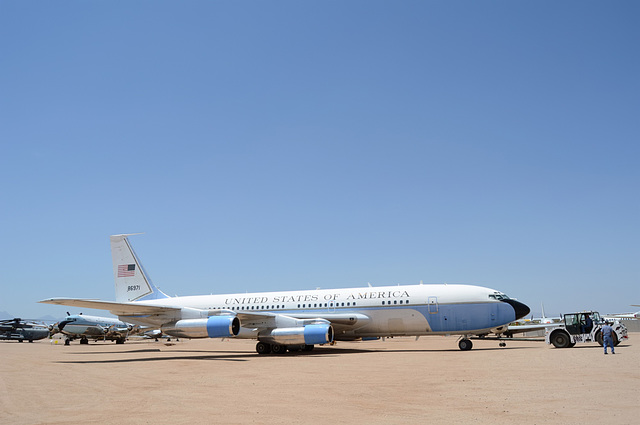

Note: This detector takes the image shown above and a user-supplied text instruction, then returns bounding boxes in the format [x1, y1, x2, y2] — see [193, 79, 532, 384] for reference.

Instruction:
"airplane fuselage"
[58, 314, 130, 341]
[127, 283, 522, 339]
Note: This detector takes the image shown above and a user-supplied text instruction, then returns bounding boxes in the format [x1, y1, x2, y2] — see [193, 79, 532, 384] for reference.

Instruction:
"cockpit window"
[489, 293, 510, 301]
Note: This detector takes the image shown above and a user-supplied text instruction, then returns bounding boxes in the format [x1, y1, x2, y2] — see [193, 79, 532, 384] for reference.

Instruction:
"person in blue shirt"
[601, 321, 615, 355]
[581, 314, 593, 334]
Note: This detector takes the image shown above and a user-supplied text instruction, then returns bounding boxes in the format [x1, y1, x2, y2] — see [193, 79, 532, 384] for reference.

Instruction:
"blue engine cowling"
[162, 316, 240, 338]
[263, 324, 334, 345]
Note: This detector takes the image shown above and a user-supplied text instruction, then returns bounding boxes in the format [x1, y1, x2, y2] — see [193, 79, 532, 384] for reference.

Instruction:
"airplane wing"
[40, 299, 371, 335]
[232, 310, 371, 327]
[232, 311, 370, 329]
[288, 312, 371, 329]
[39, 298, 181, 316]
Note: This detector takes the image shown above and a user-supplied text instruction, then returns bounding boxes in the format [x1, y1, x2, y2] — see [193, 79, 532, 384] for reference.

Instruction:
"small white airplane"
[40, 234, 530, 353]
[56, 313, 134, 345]
[603, 305, 640, 321]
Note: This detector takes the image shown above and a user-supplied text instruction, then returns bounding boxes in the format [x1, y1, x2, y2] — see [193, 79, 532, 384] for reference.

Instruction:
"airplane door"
[428, 297, 438, 314]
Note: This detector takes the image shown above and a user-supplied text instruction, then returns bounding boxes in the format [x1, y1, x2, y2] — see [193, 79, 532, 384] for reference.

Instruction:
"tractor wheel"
[551, 331, 571, 348]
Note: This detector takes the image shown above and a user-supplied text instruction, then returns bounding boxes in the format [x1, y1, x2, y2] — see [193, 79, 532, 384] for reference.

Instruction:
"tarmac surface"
[1, 334, 638, 425]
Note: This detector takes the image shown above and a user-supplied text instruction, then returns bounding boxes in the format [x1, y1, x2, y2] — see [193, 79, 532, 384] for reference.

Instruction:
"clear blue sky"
[1, 1, 638, 320]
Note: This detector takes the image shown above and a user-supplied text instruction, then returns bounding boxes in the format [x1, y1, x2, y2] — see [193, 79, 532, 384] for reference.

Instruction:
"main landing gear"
[458, 338, 473, 351]
[256, 342, 315, 355]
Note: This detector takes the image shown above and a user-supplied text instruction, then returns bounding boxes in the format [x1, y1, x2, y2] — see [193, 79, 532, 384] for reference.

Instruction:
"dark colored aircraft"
[0, 318, 50, 342]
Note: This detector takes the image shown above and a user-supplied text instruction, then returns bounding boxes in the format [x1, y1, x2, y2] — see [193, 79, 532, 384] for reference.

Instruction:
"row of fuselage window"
[207, 299, 410, 311]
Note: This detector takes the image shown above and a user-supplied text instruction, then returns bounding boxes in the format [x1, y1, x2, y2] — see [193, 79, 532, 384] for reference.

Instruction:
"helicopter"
[0, 318, 50, 342]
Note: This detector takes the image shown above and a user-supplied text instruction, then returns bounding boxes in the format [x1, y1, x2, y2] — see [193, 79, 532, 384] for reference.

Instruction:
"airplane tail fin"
[110, 234, 169, 302]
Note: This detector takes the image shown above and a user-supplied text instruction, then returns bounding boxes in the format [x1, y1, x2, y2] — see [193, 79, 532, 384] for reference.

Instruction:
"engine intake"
[163, 316, 240, 339]
[261, 324, 334, 345]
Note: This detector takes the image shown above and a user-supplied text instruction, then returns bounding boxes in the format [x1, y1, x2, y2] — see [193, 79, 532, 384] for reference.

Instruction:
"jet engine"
[261, 324, 334, 345]
[162, 316, 240, 339]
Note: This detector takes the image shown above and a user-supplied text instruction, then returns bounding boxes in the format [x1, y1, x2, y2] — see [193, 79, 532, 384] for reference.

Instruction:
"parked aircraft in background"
[0, 318, 50, 342]
[41, 234, 530, 353]
[57, 312, 167, 344]
[514, 303, 560, 325]
[603, 305, 640, 321]
[57, 313, 135, 345]
[536, 304, 560, 324]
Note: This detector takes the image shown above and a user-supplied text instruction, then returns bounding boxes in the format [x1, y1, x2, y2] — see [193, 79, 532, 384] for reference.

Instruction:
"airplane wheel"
[499, 342, 506, 347]
[458, 339, 473, 351]
[64, 339, 70, 346]
[256, 342, 271, 354]
[271, 344, 287, 354]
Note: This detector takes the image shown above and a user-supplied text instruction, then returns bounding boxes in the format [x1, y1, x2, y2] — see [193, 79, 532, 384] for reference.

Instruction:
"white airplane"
[537, 303, 560, 324]
[513, 303, 560, 325]
[56, 312, 165, 345]
[40, 234, 530, 353]
[57, 313, 134, 345]
[603, 306, 640, 321]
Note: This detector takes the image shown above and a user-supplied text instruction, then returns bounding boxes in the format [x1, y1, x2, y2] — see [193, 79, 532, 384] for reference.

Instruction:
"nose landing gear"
[460, 335, 511, 350]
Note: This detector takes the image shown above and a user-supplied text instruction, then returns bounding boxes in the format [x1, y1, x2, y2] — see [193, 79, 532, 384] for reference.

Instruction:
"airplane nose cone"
[58, 321, 69, 331]
[502, 299, 530, 320]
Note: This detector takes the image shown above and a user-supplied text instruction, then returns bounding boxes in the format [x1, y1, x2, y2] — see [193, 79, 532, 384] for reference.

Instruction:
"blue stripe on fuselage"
[416, 301, 515, 332]
[273, 301, 514, 334]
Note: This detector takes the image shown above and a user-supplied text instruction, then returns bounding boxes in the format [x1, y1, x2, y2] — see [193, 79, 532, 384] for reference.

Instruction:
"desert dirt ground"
[1, 334, 638, 425]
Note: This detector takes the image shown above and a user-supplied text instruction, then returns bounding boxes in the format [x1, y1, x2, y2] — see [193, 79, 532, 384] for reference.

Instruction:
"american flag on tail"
[117, 264, 135, 277]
